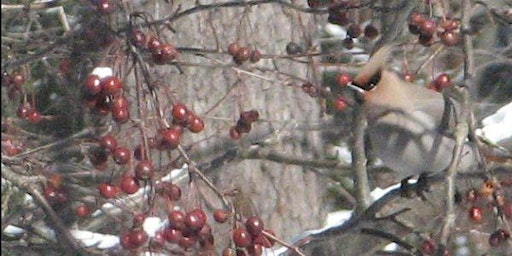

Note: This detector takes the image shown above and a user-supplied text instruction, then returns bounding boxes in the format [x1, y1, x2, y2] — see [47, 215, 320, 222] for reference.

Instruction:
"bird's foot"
[400, 172, 431, 200]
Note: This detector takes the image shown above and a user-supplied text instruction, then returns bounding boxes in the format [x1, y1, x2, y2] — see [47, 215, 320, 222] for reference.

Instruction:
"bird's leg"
[399, 175, 416, 198]
[415, 172, 431, 201]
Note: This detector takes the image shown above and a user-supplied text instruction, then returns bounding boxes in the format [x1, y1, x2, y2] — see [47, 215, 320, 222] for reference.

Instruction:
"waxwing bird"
[352, 46, 479, 178]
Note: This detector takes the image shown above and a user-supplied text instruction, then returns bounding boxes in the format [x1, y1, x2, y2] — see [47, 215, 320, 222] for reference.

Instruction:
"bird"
[350, 45, 480, 179]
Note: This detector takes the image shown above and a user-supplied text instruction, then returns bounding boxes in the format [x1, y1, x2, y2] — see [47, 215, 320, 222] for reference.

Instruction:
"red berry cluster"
[1, 139, 24, 156]
[333, 73, 352, 111]
[120, 227, 149, 250]
[462, 179, 511, 247]
[327, 1, 379, 49]
[428, 73, 452, 92]
[161, 208, 214, 251]
[130, 30, 179, 65]
[83, 73, 131, 124]
[153, 103, 205, 150]
[3, 71, 43, 123]
[408, 12, 461, 47]
[227, 216, 275, 256]
[227, 43, 262, 65]
[43, 175, 68, 206]
[228, 110, 259, 140]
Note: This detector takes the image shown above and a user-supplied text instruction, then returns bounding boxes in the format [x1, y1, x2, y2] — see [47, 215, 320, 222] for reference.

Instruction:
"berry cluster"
[3, 71, 43, 124]
[1, 139, 24, 156]
[157, 208, 215, 251]
[43, 177, 69, 207]
[228, 110, 259, 140]
[83, 72, 131, 124]
[130, 29, 179, 65]
[408, 12, 461, 47]
[224, 216, 275, 256]
[227, 43, 262, 65]
[326, 1, 379, 49]
[462, 179, 511, 247]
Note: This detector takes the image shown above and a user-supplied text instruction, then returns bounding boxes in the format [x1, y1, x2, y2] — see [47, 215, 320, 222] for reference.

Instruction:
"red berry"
[440, 31, 460, 47]
[99, 134, 118, 152]
[409, 12, 426, 28]
[129, 228, 148, 248]
[229, 126, 241, 140]
[147, 36, 162, 53]
[333, 97, 348, 111]
[130, 30, 146, 48]
[178, 235, 197, 249]
[96, 0, 116, 15]
[434, 73, 452, 89]
[469, 206, 483, 222]
[17, 104, 31, 119]
[101, 76, 122, 95]
[228, 43, 241, 56]
[132, 213, 146, 228]
[98, 183, 119, 199]
[84, 74, 102, 95]
[187, 114, 205, 133]
[250, 49, 262, 63]
[364, 24, 379, 39]
[185, 209, 207, 231]
[347, 23, 362, 38]
[134, 160, 154, 181]
[27, 109, 42, 123]
[120, 232, 134, 249]
[168, 210, 186, 230]
[403, 72, 415, 83]
[113, 146, 131, 165]
[112, 95, 129, 109]
[440, 19, 460, 32]
[213, 209, 230, 223]
[245, 216, 264, 236]
[159, 126, 182, 149]
[247, 244, 263, 256]
[233, 228, 252, 247]
[153, 43, 178, 64]
[337, 74, 351, 87]
[120, 175, 140, 194]
[164, 228, 183, 243]
[420, 239, 436, 255]
[161, 182, 182, 201]
[75, 204, 90, 217]
[112, 106, 130, 124]
[420, 19, 438, 36]
[236, 47, 251, 63]
[172, 103, 189, 123]
[342, 37, 354, 49]
[252, 232, 273, 248]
